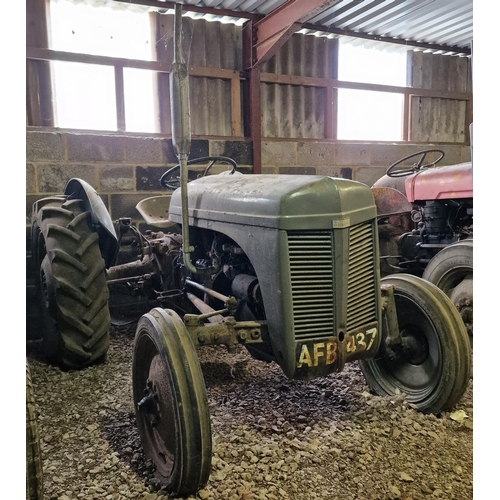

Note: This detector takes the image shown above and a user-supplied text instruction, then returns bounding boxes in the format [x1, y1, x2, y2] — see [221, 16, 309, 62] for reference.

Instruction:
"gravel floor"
[26, 323, 473, 500]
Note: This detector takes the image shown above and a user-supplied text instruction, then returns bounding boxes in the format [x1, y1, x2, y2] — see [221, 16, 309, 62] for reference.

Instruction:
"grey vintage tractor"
[28, 5, 471, 497]
[30, 164, 472, 495]
[372, 149, 473, 338]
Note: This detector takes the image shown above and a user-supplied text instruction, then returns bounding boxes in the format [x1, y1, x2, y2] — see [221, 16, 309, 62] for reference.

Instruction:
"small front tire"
[132, 308, 212, 497]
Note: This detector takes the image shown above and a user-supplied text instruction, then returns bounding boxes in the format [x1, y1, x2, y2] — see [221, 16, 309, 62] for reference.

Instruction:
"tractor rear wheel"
[132, 308, 212, 496]
[26, 360, 43, 500]
[422, 240, 473, 338]
[32, 197, 110, 369]
[360, 274, 471, 414]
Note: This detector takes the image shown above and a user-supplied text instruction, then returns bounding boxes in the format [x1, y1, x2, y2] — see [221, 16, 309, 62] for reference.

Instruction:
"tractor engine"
[372, 160, 473, 275]
[398, 198, 473, 269]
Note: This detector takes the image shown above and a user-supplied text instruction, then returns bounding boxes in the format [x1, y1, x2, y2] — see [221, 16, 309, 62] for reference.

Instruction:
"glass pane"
[49, 0, 153, 60]
[337, 89, 403, 141]
[52, 61, 117, 131]
[124, 68, 157, 133]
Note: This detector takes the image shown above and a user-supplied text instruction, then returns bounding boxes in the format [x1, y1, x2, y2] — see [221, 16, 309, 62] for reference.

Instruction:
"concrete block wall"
[26, 130, 471, 225]
[26, 130, 254, 225]
[261, 140, 471, 188]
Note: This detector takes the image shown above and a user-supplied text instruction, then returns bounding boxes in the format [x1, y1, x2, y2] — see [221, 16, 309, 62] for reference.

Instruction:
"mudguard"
[64, 178, 118, 268]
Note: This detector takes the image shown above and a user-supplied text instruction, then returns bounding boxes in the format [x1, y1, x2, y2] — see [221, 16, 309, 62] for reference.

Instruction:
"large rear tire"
[32, 197, 110, 369]
[132, 308, 212, 496]
[359, 274, 471, 414]
[26, 360, 43, 500]
[422, 240, 473, 337]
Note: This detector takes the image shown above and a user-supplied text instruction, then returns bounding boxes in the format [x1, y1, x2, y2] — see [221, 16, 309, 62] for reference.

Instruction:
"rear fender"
[371, 187, 413, 217]
[64, 178, 118, 268]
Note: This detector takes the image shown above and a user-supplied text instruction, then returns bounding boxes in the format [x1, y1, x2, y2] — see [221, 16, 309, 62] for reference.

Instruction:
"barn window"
[49, 0, 156, 132]
[337, 39, 407, 141]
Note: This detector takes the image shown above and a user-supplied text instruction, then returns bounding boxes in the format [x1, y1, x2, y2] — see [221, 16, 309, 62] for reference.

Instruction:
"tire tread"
[33, 197, 110, 369]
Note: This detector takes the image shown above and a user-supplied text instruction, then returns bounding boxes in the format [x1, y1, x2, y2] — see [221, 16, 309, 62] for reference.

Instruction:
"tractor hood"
[405, 161, 472, 202]
[168, 174, 376, 230]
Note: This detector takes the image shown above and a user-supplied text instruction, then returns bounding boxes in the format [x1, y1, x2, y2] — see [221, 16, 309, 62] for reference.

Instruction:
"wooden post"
[114, 65, 126, 132]
[243, 21, 262, 174]
[26, 0, 54, 126]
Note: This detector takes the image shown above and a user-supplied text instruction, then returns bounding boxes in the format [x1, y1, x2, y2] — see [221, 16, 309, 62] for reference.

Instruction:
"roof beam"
[246, 0, 341, 69]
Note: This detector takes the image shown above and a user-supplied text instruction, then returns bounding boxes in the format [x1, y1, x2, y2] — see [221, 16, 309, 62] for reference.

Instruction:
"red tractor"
[372, 149, 473, 338]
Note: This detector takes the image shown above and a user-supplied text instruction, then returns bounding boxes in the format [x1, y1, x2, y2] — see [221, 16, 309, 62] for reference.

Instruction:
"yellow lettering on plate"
[325, 342, 337, 365]
[297, 345, 313, 368]
[298, 341, 339, 368]
[313, 343, 324, 366]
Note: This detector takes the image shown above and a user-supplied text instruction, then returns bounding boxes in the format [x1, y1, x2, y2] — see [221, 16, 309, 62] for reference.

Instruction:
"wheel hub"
[138, 380, 161, 427]
[386, 327, 429, 365]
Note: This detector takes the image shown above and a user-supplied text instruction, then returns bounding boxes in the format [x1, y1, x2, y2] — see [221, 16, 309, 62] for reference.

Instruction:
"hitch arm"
[380, 284, 400, 343]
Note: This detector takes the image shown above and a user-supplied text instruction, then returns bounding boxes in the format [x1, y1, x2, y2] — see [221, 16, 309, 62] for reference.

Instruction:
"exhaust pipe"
[170, 2, 197, 274]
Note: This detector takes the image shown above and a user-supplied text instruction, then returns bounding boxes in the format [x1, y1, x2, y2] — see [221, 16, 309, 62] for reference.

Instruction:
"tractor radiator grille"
[287, 231, 334, 340]
[346, 222, 377, 332]
[287, 223, 377, 341]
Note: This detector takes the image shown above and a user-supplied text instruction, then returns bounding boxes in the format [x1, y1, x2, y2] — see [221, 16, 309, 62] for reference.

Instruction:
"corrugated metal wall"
[261, 35, 338, 139]
[152, 13, 470, 142]
[409, 51, 471, 142]
[153, 13, 242, 136]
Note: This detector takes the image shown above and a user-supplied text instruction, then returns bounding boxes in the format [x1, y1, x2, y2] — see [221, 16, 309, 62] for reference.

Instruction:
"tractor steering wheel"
[386, 149, 445, 178]
[160, 156, 238, 190]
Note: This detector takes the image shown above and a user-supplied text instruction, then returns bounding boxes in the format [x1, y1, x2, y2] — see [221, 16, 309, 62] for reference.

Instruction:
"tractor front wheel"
[32, 197, 110, 369]
[360, 274, 471, 414]
[132, 308, 212, 496]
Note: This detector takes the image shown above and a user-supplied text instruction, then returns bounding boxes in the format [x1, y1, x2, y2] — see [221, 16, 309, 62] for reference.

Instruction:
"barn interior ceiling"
[117, 0, 473, 56]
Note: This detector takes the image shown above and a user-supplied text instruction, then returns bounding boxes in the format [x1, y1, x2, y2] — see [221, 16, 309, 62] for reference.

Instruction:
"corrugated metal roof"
[146, 0, 473, 54]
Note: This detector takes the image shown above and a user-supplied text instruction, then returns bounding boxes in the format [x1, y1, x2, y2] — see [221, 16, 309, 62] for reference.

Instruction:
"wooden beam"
[114, 65, 126, 132]
[231, 75, 242, 137]
[465, 98, 473, 146]
[244, 68, 262, 174]
[26, 47, 171, 71]
[260, 71, 472, 100]
[26, 0, 54, 127]
[402, 94, 410, 141]
[243, 20, 261, 172]
[325, 83, 334, 139]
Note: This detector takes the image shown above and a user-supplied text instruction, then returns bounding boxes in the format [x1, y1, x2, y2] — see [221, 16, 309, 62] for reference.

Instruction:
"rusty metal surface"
[371, 187, 413, 216]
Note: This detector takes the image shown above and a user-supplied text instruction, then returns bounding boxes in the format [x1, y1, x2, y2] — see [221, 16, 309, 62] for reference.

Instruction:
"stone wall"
[26, 129, 471, 225]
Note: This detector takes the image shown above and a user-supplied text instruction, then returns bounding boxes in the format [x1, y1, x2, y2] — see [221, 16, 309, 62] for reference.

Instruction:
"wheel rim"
[378, 292, 442, 401]
[134, 333, 179, 479]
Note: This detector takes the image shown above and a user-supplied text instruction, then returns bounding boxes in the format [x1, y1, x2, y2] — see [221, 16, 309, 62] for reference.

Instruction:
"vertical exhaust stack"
[170, 2, 197, 274]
